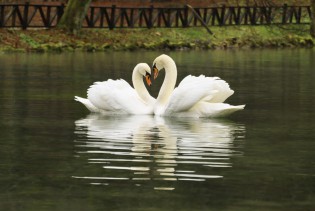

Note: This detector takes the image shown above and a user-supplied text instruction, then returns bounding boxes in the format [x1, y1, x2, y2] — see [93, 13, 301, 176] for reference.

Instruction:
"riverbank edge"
[0, 25, 314, 53]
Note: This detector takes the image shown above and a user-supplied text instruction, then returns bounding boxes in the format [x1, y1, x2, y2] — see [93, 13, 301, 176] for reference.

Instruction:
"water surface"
[0, 50, 314, 210]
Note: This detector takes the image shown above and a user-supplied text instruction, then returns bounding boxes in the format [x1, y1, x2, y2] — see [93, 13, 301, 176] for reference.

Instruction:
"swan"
[75, 63, 156, 115]
[152, 54, 245, 117]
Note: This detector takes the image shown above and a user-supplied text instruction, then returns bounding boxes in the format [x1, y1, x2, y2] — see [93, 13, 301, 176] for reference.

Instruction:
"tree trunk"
[311, 0, 315, 38]
[58, 0, 92, 35]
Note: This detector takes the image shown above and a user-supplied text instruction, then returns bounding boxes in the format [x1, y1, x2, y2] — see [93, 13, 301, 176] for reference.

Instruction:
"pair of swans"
[75, 54, 245, 118]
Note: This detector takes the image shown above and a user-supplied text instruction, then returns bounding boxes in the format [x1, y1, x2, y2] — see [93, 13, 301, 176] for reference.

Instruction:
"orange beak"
[145, 74, 152, 86]
[153, 66, 159, 80]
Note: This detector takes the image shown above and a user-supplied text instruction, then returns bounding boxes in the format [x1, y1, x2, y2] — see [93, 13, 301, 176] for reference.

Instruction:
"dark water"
[0, 50, 314, 210]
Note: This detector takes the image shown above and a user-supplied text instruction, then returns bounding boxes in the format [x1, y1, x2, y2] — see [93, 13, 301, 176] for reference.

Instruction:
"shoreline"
[0, 25, 314, 53]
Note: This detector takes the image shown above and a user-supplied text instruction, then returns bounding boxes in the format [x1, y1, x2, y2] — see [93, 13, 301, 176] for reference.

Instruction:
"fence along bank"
[0, 3, 311, 29]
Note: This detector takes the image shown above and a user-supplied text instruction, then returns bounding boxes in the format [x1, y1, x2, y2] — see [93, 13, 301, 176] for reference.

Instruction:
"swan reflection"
[73, 115, 245, 189]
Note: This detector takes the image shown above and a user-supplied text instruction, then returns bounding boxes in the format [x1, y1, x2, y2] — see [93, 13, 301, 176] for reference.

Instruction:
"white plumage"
[75, 55, 245, 118]
[75, 63, 155, 115]
[152, 54, 245, 117]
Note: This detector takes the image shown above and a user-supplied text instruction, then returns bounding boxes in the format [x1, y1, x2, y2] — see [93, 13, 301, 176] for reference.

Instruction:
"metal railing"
[0, 3, 311, 29]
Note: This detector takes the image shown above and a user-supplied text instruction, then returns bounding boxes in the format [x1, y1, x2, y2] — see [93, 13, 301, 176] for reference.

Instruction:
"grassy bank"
[0, 25, 314, 52]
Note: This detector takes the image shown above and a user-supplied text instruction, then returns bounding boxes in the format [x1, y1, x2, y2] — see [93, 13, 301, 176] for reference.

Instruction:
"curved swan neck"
[132, 67, 151, 103]
[157, 58, 177, 105]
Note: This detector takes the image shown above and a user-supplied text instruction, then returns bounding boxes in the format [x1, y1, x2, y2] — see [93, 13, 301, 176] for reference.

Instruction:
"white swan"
[152, 54, 245, 117]
[75, 63, 155, 115]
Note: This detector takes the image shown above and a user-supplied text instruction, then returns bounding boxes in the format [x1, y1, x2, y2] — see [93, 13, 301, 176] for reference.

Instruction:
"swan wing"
[209, 78, 235, 103]
[87, 79, 151, 114]
[164, 75, 220, 114]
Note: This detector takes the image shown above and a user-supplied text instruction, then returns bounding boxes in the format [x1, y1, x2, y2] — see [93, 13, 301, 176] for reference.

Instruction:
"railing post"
[236, 7, 241, 25]
[120, 8, 125, 27]
[130, 8, 134, 27]
[203, 8, 208, 25]
[183, 5, 188, 27]
[109, 4, 116, 30]
[265, 6, 272, 24]
[252, 7, 256, 25]
[0, 5, 4, 27]
[282, 3, 287, 24]
[89, 7, 95, 27]
[22, 2, 29, 29]
[148, 5, 153, 28]
[244, 6, 250, 25]
[296, 6, 301, 24]
[45, 6, 51, 27]
[99, 7, 104, 28]
[220, 4, 226, 26]
[157, 8, 161, 27]
[57, 3, 64, 24]
[166, 8, 171, 27]
[175, 8, 179, 26]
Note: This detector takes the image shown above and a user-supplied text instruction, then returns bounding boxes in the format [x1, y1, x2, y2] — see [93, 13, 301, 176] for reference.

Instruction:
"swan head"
[135, 63, 152, 86]
[152, 54, 174, 79]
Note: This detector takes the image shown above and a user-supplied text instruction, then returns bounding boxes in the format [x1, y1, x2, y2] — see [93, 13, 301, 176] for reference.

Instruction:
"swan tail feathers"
[211, 104, 245, 118]
[74, 96, 100, 113]
[191, 103, 245, 118]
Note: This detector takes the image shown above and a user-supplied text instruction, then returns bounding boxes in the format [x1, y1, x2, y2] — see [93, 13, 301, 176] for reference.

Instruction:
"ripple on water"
[73, 115, 245, 190]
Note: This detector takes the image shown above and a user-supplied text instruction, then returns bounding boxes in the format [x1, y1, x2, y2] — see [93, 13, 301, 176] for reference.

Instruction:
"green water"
[0, 50, 314, 210]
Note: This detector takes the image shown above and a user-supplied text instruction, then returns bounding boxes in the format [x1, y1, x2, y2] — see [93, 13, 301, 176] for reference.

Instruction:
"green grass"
[0, 25, 314, 52]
